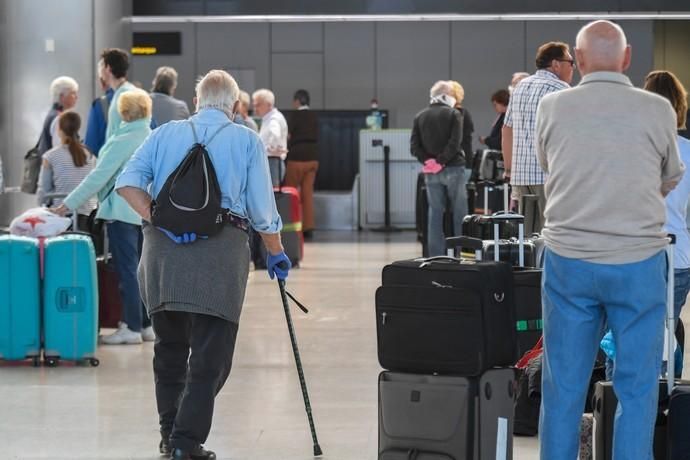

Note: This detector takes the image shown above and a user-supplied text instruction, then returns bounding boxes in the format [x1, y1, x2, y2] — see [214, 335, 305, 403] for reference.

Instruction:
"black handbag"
[20, 141, 41, 194]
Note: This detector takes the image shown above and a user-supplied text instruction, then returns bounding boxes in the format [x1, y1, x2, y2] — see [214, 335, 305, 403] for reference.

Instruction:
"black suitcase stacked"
[376, 255, 517, 459]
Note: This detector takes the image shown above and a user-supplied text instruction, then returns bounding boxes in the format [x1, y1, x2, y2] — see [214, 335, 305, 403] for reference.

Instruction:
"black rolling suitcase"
[592, 380, 681, 460]
[449, 214, 544, 359]
[378, 254, 516, 376]
[471, 181, 511, 215]
[513, 269, 543, 358]
[378, 368, 516, 460]
[463, 185, 518, 240]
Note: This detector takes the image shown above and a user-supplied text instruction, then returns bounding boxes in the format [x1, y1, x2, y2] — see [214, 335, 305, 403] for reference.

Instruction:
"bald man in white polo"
[535, 20, 683, 459]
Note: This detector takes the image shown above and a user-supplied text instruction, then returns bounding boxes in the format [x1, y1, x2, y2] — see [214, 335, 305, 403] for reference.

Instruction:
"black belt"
[223, 213, 250, 233]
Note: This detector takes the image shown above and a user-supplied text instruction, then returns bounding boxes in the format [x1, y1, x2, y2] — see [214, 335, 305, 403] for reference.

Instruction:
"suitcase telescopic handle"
[445, 236, 483, 260]
[42, 192, 79, 230]
[666, 234, 676, 396]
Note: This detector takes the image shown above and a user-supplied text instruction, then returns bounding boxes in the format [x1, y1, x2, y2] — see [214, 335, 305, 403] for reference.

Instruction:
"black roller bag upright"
[450, 212, 544, 359]
[378, 254, 517, 376]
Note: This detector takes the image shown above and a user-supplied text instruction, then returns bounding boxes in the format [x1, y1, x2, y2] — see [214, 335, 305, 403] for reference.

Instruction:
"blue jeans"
[425, 166, 468, 257]
[605, 268, 690, 379]
[268, 157, 285, 188]
[540, 249, 666, 460]
[107, 220, 150, 332]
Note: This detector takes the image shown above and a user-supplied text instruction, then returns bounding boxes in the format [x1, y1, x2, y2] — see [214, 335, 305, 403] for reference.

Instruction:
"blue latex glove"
[157, 227, 202, 244]
[267, 251, 292, 280]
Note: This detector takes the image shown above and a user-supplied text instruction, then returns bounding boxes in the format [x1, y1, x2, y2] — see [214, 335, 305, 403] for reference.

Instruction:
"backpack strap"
[189, 120, 200, 144]
[206, 122, 232, 145]
[189, 120, 232, 147]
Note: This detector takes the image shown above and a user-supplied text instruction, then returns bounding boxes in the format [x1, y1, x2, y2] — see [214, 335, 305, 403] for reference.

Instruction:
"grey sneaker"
[99, 323, 143, 345]
[141, 326, 155, 342]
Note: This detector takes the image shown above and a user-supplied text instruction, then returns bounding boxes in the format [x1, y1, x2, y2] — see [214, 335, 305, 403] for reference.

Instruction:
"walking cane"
[277, 278, 323, 457]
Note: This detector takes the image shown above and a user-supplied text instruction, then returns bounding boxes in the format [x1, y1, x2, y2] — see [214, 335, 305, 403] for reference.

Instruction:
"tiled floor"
[1, 230, 540, 459]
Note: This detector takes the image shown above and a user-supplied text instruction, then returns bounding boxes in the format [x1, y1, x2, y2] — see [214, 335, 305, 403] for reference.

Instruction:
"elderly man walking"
[116, 70, 291, 460]
[536, 20, 684, 459]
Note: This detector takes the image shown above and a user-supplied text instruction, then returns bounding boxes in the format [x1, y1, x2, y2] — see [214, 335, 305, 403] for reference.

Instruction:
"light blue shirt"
[115, 108, 282, 233]
[664, 135, 690, 268]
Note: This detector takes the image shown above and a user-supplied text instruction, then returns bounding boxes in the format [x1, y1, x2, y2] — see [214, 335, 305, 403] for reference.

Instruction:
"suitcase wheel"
[45, 357, 59, 367]
[89, 358, 100, 367]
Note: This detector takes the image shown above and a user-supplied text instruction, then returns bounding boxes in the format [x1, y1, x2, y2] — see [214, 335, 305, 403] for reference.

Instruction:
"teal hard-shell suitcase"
[42, 234, 99, 367]
[0, 235, 41, 364]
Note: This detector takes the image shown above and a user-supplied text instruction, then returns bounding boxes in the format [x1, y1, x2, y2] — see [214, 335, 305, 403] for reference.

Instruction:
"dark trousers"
[152, 311, 239, 451]
[107, 220, 150, 331]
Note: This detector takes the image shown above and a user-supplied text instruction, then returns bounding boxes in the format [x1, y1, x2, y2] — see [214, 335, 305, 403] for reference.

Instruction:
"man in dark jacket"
[285, 89, 319, 239]
[410, 80, 465, 256]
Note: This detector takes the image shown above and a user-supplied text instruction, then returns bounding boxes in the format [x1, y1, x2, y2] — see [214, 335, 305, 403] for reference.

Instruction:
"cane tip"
[314, 444, 323, 456]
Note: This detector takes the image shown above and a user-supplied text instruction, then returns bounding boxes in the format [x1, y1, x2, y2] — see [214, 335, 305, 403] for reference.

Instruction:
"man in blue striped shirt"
[502, 42, 574, 232]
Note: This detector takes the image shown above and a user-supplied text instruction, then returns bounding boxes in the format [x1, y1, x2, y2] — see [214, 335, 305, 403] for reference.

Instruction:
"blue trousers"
[540, 249, 666, 460]
[107, 220, 150, 332]
[424, 166, 467, 257]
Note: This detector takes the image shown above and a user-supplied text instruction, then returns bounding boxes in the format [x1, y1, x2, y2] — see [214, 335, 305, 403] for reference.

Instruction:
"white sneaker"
[141, 326, 155, 342]
[100, 323, 143, 345]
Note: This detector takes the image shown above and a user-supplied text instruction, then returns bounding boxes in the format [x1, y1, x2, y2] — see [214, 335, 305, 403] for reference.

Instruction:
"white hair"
[575, 20, 627, 69]
[429, 80, 453, 98]
[252, 89, 275, 107]
[50, 76, 79, 103]
[511, 72, 530, 86]
[195, 70, 239, 113]
[238, 90, 251, 107]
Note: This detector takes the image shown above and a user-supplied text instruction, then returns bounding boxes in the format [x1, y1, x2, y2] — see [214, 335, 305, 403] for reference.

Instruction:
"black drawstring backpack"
[151, 121, 231, 236]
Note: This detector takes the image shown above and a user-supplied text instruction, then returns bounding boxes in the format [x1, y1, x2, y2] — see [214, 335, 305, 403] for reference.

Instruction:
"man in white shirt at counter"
[252, 89, 288, 187]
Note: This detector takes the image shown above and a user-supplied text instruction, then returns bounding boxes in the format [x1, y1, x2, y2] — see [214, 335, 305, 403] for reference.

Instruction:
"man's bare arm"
[661, 180, 679, 197]
[501, 125, 513, 178]
[259, 232, 284, 255]
[117, 186, 152, 222]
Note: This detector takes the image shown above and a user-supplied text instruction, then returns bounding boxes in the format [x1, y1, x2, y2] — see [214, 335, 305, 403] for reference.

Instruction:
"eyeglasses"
[557, 58, 576, 68]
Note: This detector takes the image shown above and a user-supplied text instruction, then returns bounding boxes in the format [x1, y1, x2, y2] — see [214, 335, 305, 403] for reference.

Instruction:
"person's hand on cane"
[267, 251, 291, 280]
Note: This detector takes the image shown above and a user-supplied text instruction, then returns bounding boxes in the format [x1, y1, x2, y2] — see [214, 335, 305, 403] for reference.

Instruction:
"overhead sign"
[132, 32, 181, 55]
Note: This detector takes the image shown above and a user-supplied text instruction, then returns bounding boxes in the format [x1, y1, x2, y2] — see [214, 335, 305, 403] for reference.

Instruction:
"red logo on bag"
[23, 216, 46, 229]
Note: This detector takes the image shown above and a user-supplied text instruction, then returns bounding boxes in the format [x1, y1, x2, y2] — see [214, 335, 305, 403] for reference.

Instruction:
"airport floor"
[3, 230, 686, 460]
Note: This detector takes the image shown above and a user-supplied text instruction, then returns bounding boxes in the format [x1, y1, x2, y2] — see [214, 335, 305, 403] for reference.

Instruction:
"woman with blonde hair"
[449, 80, 475, 166]
[53, 88, 154, 345]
